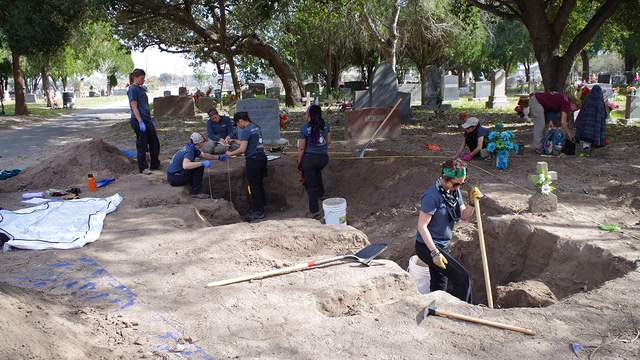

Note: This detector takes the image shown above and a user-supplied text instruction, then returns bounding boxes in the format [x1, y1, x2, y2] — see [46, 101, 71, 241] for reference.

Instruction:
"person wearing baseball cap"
[455, 116, 489, 161]
[166, 132, 227, 199]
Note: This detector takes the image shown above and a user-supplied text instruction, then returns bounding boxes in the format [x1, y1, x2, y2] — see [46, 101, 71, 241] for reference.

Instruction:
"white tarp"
[1, 194, 122, 251]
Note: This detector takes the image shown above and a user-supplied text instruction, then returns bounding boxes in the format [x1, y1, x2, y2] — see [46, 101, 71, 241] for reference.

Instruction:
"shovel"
[356, 99, 402, 158]
[206, 243, 387, 288]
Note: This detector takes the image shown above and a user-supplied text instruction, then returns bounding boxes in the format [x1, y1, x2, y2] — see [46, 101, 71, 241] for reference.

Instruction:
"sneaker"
[191, 193, 210, 199]
[142, 169, 152, 175]
[243, 211, 265, 222]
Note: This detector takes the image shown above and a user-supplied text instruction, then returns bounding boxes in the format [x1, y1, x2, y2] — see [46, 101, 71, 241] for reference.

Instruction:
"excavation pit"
[451, 216, 637, 308]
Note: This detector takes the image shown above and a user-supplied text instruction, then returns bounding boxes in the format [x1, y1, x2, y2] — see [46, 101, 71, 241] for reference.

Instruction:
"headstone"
[242, 89, 255, 99]
[163, 90, 172, 96]
[88, 91, 97, 98]
[235, 98, 281, 145]
[597, 73, 611, 84]
[585, 83, 614, 101]
[625, 95, 640, 124]
[486, 70, 508, 109]
[369, 64, 399, 108]
[399, 83, 421, 105]
[178, 87, 188, 96]
[473, 81, 491, 100]
[397, 92, 412, 121]
[528, 79, 536, 93]
[266, 87, 281, 99]
[528, 162, 558, 213]
[353, 90, 369, 109]
[25, 93, 37, 103]
[304, 83, 321, 96]
[345, 107, 402, 142]
[423, 66, 442, 110]
[153, 96, 195, 117]
[112, 89, 128, 96]
[441, 74, 459, 101]
[305, 91, 311, 107]
[343, 81, 366, 92]
[195, 96, 216, 113]
[340, 86, 352, 99]
[248, 83, 266, 95]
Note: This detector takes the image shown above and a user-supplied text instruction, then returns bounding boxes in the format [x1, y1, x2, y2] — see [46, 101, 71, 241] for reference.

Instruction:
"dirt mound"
[601, 180, 640, 209]
[0, 138, 135, 192]
[496, 280, 558, 308]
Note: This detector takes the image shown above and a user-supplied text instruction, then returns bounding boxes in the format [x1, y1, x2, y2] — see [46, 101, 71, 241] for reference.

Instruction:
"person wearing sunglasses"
[414, 159, 481, 303]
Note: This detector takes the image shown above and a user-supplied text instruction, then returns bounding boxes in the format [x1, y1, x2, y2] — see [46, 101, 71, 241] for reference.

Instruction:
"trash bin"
[62, 92, 75, 109]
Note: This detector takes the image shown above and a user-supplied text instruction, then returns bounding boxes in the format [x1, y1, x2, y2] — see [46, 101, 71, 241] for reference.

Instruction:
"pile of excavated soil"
[0, 138, 135, 192]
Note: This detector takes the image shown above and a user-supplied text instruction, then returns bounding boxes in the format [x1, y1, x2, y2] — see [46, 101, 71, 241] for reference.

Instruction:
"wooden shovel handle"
[368, 98, 402, 142]
[473, 197, 494, 309]
[436, 309, 535, 336]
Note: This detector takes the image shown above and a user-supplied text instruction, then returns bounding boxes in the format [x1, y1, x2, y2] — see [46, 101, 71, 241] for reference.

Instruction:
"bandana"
[442, 167, 467, 179]
[436, 177, 461, 222]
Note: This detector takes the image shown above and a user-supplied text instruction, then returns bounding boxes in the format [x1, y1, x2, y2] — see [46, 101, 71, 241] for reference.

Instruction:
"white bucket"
[322, 198, 347, 225]
[407, 255, 431, 294]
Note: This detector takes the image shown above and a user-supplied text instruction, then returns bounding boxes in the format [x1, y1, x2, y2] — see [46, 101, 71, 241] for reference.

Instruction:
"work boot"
[191, 193, 210, 199]
[142, 169, 152, 175]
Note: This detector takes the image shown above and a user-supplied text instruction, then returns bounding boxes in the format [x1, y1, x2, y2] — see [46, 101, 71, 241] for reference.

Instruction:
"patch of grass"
[74, 95, 130, 109]
[445, 96, 519, 115]
[1, 103, 72, 117]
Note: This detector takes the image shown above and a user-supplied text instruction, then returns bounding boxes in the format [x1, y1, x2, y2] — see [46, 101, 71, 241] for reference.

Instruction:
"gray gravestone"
[236, 98, 280, 145]
[625, 95, 640, 124]
[597, 73, 611, 84]
[423, 66, 442, 110]
[340, 87, 352, 99]
[25, 93, 37, 103]
[242, 89, 255, 99]
[248, 83, 266, 95]
[178, 87, 188, 96]
[354, 90, 369, 109]
[397, 92, 412, 120]
[163, 90, 171, 96]
[473, 81, 491, 100]
[441, 74, 459, 101]
[369, 63, 399, 108]
[486, 69, 508, 109]
[586, 83, 615, 101]
[344, 81, 366, 92]
[266, 87, 281, 99]
[399, 83, 422, 105]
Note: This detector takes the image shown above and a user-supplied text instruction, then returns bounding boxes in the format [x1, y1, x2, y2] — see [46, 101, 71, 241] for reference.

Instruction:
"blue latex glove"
[218, 154, 227, 162]
[201, 160, 212, 168]
[138, 120, 146, 132]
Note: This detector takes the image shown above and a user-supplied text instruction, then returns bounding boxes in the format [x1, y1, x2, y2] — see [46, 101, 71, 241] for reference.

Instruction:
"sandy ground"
[1, 102, 640, 359]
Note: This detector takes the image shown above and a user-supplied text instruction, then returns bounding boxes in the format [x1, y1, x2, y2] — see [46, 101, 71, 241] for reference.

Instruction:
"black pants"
[301, 153, 328, 214]
[167, 167, 204, 195]
[415, 241, 472, 303]
[246, 154, 267, 214]
[130, 119, 160, 172]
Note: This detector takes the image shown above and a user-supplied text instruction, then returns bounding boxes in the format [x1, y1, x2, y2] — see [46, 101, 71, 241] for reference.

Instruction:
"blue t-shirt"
[127, 85, 151, 121]
[207, 116, 236, 142]
[416, 184, 463, 247]
[239, 123, 265, 157]
[167, 143, 201, 174]
[298, 122, 330, 154]
[465, 125, 489, 152]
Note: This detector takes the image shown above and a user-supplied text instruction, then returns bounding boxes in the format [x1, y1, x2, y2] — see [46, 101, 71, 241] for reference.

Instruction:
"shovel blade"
[353, 243, 388, 264]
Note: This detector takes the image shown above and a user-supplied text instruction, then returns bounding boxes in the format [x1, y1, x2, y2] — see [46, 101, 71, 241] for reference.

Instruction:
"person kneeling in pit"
[167, 132, 226, 199]
[455, 116, 489, 161]
[203, 108, 237, 154]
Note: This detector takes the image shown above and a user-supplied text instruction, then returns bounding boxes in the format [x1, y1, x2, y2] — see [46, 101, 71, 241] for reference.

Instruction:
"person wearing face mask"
[414, 159, 481, 303]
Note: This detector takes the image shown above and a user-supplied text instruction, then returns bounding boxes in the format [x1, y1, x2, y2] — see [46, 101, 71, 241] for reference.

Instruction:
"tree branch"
[564, 0, 622, 60]
[362, 5, 386, 46]
[552, 0, 577, 38]
[466, 0, 520, 21]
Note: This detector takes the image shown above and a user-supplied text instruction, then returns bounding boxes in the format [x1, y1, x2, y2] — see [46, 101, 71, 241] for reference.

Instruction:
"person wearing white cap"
[455, 117, 489, 161]
[166, 132, 227, 199]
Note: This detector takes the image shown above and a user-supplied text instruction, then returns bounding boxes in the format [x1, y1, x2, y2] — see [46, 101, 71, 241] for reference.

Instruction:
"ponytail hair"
[307, 105, 325, 144]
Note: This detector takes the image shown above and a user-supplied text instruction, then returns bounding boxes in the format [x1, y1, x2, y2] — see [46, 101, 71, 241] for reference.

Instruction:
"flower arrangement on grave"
[486, 123, 519, 170]
[533, 166, 555, 195]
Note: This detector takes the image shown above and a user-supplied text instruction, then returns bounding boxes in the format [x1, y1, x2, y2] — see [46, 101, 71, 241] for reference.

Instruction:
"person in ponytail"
[297, 105, 331, 219]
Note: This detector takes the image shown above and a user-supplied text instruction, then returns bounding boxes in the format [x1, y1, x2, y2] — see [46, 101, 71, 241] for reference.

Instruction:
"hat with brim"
[461, 117, 480, 129]
[190, 132, 205, 144]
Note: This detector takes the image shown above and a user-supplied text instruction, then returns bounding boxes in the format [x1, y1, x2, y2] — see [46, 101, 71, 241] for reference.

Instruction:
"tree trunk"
[0, 81, 5, 115]
[62, 76, 67, 91]
[11, 52, 28, 115]
[332, 61, 341, 89]
[240, 36, 301, 106]
[225, 54, 241, 98]
[325, 47, 333, 94]
[524, 61, 531, 82]
[580, 50, 590, 81]
[42, 63, 53, 108]
[419, 66, 427, 106]
[623, 47, 637, 84]
[458, 70, 464, 88]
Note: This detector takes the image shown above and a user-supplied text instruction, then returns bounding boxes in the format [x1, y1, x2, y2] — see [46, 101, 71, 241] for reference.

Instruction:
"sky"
[131, 47, 214, 77]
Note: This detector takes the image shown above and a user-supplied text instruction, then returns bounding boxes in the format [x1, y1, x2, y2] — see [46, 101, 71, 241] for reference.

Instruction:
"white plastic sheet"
[1, 194, 122, 251]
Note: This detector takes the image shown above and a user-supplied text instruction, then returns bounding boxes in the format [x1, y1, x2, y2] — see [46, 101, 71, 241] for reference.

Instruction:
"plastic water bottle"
[88, 174, 97, 192]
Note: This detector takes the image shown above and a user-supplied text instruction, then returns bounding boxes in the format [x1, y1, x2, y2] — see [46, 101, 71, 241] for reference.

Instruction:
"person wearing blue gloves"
[128, 69, 160, 175]
[203, 108, 237, 154]
[167, 132, 226, 199]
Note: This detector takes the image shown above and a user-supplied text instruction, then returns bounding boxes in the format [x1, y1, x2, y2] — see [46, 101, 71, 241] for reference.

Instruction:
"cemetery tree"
[360, 0, 407, 69]
[0, 0, 90, 113]
[399, 0, 455, 105]
[600, 0, 640, 82]
[0, 44, 9, 115]
[467, 0, 625, 91]
[111, 0, 302, 106]
[447, 5, 488, 82]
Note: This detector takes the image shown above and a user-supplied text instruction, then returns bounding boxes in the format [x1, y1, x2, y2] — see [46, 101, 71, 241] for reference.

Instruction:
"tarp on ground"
[1, 194, 122, 251]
